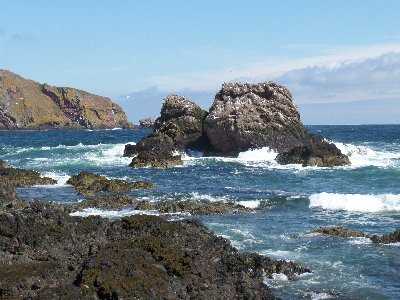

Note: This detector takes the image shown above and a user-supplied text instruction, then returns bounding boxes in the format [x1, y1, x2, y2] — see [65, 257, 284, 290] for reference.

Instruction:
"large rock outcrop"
[125, 82, 350, 168]
[203, 82, 310, 155]
[0, 70, 132, 129]
[125, 95, 209, 168]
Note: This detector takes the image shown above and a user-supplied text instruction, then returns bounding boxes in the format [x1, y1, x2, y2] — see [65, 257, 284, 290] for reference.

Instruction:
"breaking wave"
[309, 192, 400, 212]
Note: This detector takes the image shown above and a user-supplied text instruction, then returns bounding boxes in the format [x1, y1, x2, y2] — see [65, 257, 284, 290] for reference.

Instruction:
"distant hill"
[0, 70, 132, 130]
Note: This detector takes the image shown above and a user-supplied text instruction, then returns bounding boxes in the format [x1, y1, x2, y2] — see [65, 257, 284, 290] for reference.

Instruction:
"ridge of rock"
[0, 69, 132, 130]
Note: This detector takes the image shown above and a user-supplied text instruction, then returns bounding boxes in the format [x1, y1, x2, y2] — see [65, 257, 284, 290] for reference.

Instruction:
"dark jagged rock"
[276, 140, 351, 167]
[125, 94, 209, 168]
[371, 229, 400, 244]
[203, 82, 310, 155]
[138, 117, 155, 129]
[0, 69, 133, 130]
[0, 164, 57, 187]
[70, 193, 137, 211]
[311, 226, 368, 238]
[135, 200, 253, 215]
[0, 201, 310, 299]
[66, 171, 153, 196]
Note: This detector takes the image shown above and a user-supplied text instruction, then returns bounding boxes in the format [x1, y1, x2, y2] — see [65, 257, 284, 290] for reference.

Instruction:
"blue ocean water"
[1, 125, 399, 299]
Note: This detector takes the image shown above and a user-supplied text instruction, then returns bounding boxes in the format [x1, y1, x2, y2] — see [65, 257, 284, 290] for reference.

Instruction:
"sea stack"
[126, 81, 350, 168]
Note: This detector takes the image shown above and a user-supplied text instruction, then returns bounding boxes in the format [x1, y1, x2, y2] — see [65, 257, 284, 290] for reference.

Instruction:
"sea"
[0, 125, 399, 300]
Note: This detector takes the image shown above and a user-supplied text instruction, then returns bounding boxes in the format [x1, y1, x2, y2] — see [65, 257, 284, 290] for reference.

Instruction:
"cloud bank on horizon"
[117, 50, 400, 124]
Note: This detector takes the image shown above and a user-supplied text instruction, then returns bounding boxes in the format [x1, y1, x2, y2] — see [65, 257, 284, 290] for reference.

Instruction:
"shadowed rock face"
[276, 140, 351, 167]
[204, 82, 310, 155]
[0, 70, 132, 129]
[125, 95, 209, 168]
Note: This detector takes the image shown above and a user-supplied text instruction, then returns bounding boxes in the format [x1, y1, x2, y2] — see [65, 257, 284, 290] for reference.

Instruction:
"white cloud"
[277, 52, 400, 103]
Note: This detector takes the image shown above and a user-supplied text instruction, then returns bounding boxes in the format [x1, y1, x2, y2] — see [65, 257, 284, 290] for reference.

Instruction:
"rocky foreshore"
[0, 164, 311, 299]
[125, 82, 350, 168]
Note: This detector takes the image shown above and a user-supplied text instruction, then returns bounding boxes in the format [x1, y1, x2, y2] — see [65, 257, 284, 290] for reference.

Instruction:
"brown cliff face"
[0, 70, 132, 129]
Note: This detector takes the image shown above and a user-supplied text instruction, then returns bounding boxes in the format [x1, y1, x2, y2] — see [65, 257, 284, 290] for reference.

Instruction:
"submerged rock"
[203, 82, 309, 155]
[371, 229, 400, 244]
[311, 226, 367, 238]
[276, 140, 351, 167]
[125, 95, 209, 168]
[0, 201, 310, 299]
[135, 200, 253, 215]
[0, 69, 133, 130]
[66, 171, 153, 196]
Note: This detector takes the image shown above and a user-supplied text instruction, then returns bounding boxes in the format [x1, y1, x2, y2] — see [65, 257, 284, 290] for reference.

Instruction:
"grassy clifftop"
[0, 70, 132, 129]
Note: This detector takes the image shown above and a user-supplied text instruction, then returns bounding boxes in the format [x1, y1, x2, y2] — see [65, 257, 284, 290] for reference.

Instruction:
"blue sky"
[1, 0, 400, 124]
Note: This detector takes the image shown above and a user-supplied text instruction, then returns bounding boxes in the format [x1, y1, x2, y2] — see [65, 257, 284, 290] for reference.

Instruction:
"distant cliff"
[0, 70, 132, 130]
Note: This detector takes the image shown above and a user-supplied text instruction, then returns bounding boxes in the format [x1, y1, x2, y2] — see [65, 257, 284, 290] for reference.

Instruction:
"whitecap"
[309, 192, 400, 212]
[70, 207, 189, 218]
[334, 141, 400, 168]
[236, 200, 261, 209]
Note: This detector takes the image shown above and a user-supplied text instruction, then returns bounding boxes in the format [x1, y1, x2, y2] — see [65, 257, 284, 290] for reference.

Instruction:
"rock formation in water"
[204, 82, 310, 155]
[125, 94, 209, 168]
[0, 70, 132, 129]
[126, 82, 350, 168]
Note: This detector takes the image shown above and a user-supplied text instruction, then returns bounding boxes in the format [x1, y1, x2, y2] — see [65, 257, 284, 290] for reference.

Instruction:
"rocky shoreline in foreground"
[0, 162, 311, 299]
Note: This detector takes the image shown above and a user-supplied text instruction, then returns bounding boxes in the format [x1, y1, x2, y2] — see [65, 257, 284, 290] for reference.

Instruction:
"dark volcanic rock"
[0, 69, 133, 130]
[125, 94, 209, 168]
[0, 164, 57, 187]
[276, 140, 351, 167]
[0, 202, 310, 299]
[66, 171, 153, 196]
[311, 226, 368, 238]
[70, 193, 137, 211]
[135, 200, 254, 215]
[203, 82, 310, 155]
[371, 229, 400, 244]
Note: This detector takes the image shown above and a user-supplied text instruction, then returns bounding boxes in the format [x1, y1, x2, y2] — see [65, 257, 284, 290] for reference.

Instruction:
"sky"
[1, 0, 400, 124]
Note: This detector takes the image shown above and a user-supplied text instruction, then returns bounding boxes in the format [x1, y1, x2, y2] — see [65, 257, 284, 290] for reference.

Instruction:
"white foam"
[334, 141, 400, 168]
[236, 200, 261, 208]
[348, 237, 372, 245]
[309, 292, 334, 300]
[309, 192, 400, 212]
[70, 207, 188, 218]
[42, 172, 70, 186]
[237, 147, 278, 162]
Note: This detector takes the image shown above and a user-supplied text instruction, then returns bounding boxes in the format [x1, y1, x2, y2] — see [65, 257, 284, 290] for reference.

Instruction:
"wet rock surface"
[125, 94, 209, 168]
[311, 226, 368, 238]
[276, 140, 351, 167]
[0, 160, 57, 187]
[0, 200, 310, 299]
[371, 229, 400, 244]
[311, 226, 400, 244]
[66, 171, 153, 196]
[135, 199, 253, 215]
